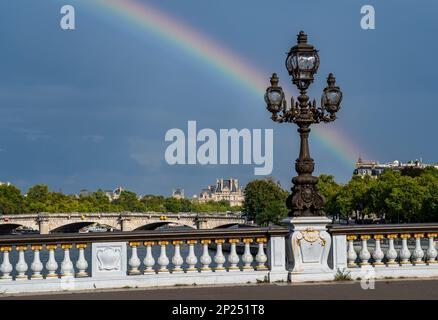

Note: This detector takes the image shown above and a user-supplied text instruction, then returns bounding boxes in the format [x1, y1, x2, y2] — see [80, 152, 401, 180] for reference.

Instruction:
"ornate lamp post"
[265, 31, 343, 279]
[265, 31, 342, 217]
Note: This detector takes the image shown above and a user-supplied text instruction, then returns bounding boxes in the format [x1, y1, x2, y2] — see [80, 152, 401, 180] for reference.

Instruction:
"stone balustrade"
[0, 227, 289, 294]
[4, 220, 438, 294]
[329, 224, 438, 279]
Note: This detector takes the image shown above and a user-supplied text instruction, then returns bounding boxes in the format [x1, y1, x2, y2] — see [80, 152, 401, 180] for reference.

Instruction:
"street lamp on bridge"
[264, 31, 343, 217]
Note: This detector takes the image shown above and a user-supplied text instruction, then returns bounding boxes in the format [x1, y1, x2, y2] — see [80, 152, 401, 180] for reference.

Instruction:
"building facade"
[353, 157, 438, 178]
[197, 178, 244, 207]
[172, 188, 185, 199]
[78, 186, 124, 201]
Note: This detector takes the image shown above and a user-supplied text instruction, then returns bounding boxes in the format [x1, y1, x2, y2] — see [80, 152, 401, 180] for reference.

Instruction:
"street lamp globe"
[321, 73, 342, 114]
[285, 31, 320, 91]
[264, 73, 285, 113]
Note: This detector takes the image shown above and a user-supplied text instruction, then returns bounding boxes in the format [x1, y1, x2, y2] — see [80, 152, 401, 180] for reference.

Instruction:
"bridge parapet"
[2, 222, 438, 294]
[0, 227, 288, 294]
[329, 223, 438, 281]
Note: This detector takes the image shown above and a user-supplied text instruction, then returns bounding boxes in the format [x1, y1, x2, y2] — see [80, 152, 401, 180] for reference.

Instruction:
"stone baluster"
[386, 234, 398, 265]
[172, 241, 184, 273]
[143, 241, 155, 273]
[30, 245, 43, 279]
[399, 234, 412, 265]
[359, 235, 371, 266]
[346, 235, 357, 267]
[213, 239, 226, 272]
[15, 245, 28, 280]
[228, 239, 240, 271]
[0, 246, 13, 280]
[346, 235, 358, 267]
[128, 242, 141, 275]
[185, 240, 198, 272]
[200, 240, 212, 272]
[372, 235, 384, 266]
[157, 241, 170, 273]
[255, 238, 268, 270]
[242, 238, 254, 271]
[426, 233, 438, 264]
[76, 244, 88, 277]
[45, 244, 59, 278]
[60, 244, 74, 277]
[412, 233, 425, 265]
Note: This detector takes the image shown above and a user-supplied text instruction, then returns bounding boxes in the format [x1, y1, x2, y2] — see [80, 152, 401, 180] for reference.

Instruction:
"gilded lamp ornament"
[265, 31, 343, 217]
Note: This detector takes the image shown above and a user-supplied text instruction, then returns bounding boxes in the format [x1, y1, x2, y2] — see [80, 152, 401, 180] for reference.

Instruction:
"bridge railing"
[0, 227, 289, 294]
[329, 223, 438, 279]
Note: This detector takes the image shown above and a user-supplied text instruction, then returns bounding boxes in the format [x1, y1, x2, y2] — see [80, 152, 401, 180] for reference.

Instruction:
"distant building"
[172, 188, 185, 199]
[110, 187, 124, 201]
[79, 189, 92, 197]
[0, 181, 11, 187]
[197, 178, 244, 207]
[353, 157, 438, 178]
[104, 190, 114, 199]
[79, 186, 124, 201]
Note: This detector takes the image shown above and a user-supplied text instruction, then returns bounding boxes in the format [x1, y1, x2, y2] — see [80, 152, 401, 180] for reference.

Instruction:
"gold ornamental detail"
[302, 228, 320, 242]
[297, 228, 326, 246]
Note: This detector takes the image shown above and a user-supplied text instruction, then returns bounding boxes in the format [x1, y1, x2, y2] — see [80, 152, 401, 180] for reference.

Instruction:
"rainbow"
[79, 0, 367, 168]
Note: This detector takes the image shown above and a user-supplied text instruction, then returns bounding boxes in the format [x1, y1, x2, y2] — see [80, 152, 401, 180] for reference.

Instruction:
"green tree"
[77, 190, 121, 212]
[346, 175, 375, 222]
[242, 178, 288, 225]
[385, 175, 426, 223]
[317, 174, 342, 220]
[164, 197, 183, 213]
[330, 175, 376, 223]
[0, 184, 25, 215]
[45, 192, 78, 212]
[25, 184, 50, 213]
[256, 200, 288, 226]
[418, 167, 438, 221]
[113, 190, 145, 212]
[141, 195, 166, 212]
[368, 170, 400, 220]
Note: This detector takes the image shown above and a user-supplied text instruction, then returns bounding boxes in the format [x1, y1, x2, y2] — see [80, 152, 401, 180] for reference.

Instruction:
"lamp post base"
[283, 216, 333, 281]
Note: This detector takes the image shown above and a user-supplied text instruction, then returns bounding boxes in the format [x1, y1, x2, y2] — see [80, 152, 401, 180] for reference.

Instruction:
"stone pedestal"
[284, 216, 334, 282]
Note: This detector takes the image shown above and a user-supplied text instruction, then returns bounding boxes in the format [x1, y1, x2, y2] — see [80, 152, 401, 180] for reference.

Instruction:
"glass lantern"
[264, 73, 284, 113]
[285, 31, 320, 91]
[321, 73, 342, 113]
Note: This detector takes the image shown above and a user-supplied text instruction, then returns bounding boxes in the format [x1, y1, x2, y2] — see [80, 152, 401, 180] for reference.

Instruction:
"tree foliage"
[2, 168, 438, 225]
[0, 184, 25, 215]
[0, 185, 241, 214]
[242, 178, 289, 226]
[317, 167, 438, 223]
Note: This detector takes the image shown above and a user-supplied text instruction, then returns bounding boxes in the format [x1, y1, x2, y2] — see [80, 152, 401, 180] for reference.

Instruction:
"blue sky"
[0, 0, 437, 197]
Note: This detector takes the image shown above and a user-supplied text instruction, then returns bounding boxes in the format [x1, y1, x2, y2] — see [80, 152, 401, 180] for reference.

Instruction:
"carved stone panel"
[91, 242, 127, 278]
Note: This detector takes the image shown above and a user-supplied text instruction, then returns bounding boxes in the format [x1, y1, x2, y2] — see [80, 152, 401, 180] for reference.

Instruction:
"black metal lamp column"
[265, 31, 343, 218]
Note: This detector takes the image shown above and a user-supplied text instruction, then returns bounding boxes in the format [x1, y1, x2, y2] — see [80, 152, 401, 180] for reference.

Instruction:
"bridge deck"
[2, 278, 438, 300]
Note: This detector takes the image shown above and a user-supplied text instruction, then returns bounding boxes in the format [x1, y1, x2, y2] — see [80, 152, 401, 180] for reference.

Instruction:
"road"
[2, 278, 438, 299]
